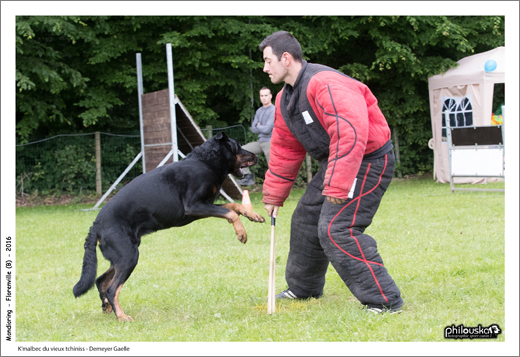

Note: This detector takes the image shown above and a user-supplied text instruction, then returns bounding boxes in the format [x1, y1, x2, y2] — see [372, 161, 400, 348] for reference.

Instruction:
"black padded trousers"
[285, 151, 403, 310]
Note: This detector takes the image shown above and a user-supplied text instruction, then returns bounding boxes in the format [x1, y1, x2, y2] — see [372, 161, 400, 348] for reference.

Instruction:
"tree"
[16, 16, 504, 175]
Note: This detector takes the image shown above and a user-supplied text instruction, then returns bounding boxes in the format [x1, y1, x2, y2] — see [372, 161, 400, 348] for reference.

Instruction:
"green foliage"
[16, 16, 505, 176]
[100, 139, 143, 191]
[16, 132, 142, 196]
[54, 145, 97, 193]
[16, 140, 97, 195]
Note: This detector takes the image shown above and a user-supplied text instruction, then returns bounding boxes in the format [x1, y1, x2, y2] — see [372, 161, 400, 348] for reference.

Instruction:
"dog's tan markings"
[213, 186, 217, 194]
[221, 203, 265, 223]
[101, 267, 115, 314]
[224, 210, 248, 244]
[101, 272, 113, 292]
[103, 298, 113, 314]
[113, 284, 134, 322]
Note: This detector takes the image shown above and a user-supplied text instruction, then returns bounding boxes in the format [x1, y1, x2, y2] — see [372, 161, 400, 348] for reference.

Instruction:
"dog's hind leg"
[99, 232, 140, 322]
[105, 269, 137, 322]
[112, 282, 132, 322]
[95, 266, 115, 314]
[105, 253, 139, 322]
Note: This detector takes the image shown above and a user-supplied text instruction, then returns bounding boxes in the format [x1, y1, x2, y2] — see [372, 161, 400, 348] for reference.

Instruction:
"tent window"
[442, 96, 473, 141]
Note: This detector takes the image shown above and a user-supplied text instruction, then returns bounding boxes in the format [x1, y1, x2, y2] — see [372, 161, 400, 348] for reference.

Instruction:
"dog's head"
[213, 132, 258, 178]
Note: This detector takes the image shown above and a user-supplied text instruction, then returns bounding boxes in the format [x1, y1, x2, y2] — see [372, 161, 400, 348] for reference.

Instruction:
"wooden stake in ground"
[267, 216, 276, 314]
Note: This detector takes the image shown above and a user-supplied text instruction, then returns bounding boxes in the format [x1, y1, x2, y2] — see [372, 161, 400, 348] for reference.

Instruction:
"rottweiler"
[73, 133, 265, 322]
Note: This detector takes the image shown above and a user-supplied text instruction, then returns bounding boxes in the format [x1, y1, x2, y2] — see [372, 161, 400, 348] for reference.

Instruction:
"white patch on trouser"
[348, 178, 357, 199]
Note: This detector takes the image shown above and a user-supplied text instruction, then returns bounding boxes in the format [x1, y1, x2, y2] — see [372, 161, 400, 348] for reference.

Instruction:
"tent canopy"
[429, 46, 505, 90]
[428, 47, 505, 184]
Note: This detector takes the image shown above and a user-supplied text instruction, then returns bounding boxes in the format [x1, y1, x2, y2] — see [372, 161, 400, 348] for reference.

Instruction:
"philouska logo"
[444, 324, 502, 339]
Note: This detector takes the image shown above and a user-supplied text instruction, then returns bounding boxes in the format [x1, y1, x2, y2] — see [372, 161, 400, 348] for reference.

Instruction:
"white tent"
[428, 46, 505, 183]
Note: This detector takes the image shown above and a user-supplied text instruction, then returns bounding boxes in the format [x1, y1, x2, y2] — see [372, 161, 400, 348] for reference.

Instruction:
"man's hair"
[259, 87, 271, 94]
[259, 31, 303, 63]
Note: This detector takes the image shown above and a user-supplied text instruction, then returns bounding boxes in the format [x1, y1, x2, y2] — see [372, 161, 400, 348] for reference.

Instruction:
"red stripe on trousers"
[327, 154, 389, 302]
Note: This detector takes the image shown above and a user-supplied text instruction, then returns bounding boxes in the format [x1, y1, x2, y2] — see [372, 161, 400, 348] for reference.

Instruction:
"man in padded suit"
[260, 31, 403, 313]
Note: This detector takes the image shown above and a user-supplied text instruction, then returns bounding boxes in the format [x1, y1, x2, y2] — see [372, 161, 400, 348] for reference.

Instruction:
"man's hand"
[264, 203, 279, 218]
[326, 196, 345, 205]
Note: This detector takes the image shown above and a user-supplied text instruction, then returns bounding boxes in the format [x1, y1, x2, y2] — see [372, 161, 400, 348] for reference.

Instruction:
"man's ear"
[282, 52, 291, 65]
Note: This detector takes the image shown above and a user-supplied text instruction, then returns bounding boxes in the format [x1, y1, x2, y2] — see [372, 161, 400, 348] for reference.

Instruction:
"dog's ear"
[214, 132, 227, 141]
[222, 135, 238, 155]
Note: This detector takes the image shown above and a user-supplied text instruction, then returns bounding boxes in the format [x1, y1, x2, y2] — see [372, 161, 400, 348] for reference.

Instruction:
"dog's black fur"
[73, 133, 265, 321]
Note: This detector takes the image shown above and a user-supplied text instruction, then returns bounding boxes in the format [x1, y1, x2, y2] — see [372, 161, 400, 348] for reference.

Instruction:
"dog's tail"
[73, 226, 98, 298]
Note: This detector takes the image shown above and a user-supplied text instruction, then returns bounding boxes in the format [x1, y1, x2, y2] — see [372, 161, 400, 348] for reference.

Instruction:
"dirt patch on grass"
[16, 193, 114, 208]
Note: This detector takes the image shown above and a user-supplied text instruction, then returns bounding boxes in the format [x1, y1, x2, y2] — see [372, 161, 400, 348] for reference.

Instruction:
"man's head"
[259, 31, 303, 86]
[259, 31, 303, 62]
[259, 87, 272, 107]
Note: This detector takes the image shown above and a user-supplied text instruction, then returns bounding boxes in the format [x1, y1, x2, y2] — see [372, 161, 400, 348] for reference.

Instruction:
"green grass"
[14, 178, 507, 344]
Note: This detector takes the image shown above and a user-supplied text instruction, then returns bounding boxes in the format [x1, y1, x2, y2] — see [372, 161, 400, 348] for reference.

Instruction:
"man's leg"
[260, 141, 271, 163]
[242, 141, 263, 156]
[283, 163, 329, 299]
[318, 151, 403, 310]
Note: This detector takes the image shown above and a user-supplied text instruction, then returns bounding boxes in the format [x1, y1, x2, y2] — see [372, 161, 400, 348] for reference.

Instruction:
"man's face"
[259, 89, 272, 106]
[263, 46, 287, 85]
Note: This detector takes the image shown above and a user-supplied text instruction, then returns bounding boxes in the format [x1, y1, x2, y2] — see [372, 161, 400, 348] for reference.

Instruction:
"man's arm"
[262, 93, 306, 207]
[255, 106, 275, 135]
[250, 111, 260, 134]
[308, 76, 370, 200]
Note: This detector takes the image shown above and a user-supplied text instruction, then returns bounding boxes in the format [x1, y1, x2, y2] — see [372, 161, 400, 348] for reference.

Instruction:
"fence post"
[306, 154, 313, 184]
[206, 125, 213, 139]
[393, 127, 402, 178]
[95, 131, 102, 196]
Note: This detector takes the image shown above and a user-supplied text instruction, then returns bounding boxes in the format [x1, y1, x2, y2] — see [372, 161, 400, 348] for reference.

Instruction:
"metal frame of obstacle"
[446, 106, 505, 193]
[90, 44, 241, 210]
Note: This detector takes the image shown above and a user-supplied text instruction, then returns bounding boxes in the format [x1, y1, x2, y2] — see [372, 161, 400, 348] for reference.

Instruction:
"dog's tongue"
[241, 161, 255, 168]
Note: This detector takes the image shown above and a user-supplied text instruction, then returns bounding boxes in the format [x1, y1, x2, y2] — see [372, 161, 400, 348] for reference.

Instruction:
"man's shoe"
[275, 289, 322, 300]
[276, 289, 300, 299]
[364, 306, 402, 315]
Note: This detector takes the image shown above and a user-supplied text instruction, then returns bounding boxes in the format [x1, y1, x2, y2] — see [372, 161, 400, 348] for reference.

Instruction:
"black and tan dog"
[73, 133, 265, 321]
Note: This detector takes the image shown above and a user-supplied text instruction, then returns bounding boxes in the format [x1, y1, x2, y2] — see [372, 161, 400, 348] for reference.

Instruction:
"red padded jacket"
[262, 61, 392, 206]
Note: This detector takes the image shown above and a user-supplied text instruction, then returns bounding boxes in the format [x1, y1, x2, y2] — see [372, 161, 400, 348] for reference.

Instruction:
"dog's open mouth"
[236, 159, 257, 178]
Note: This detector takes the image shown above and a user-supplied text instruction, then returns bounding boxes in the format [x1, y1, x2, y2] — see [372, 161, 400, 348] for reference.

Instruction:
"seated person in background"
[237, 87, 275, 186]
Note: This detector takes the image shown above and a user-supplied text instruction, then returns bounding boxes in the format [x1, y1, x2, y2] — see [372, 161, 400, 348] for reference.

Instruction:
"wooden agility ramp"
[141, 89, 243, 200]
[90, 44, 242, 210]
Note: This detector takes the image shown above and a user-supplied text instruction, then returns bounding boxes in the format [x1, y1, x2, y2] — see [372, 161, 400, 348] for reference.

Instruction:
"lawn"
[11, 177, 513, 354]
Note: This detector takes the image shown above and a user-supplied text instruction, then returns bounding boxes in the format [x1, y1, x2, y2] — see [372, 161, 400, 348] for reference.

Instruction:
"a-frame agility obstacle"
[92, 44, 243, 210]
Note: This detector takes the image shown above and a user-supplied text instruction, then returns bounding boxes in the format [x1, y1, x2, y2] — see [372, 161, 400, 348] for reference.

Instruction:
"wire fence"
[16, 125, 249, 196]
[16, 131, 142, 196]
[200, 124, 247, 145]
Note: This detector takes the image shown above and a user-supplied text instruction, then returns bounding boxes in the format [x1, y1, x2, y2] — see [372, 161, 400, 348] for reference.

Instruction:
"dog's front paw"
[244, 211, 265, 223]
[117, 314, 134, 322]
[236, 231, 248, 244]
